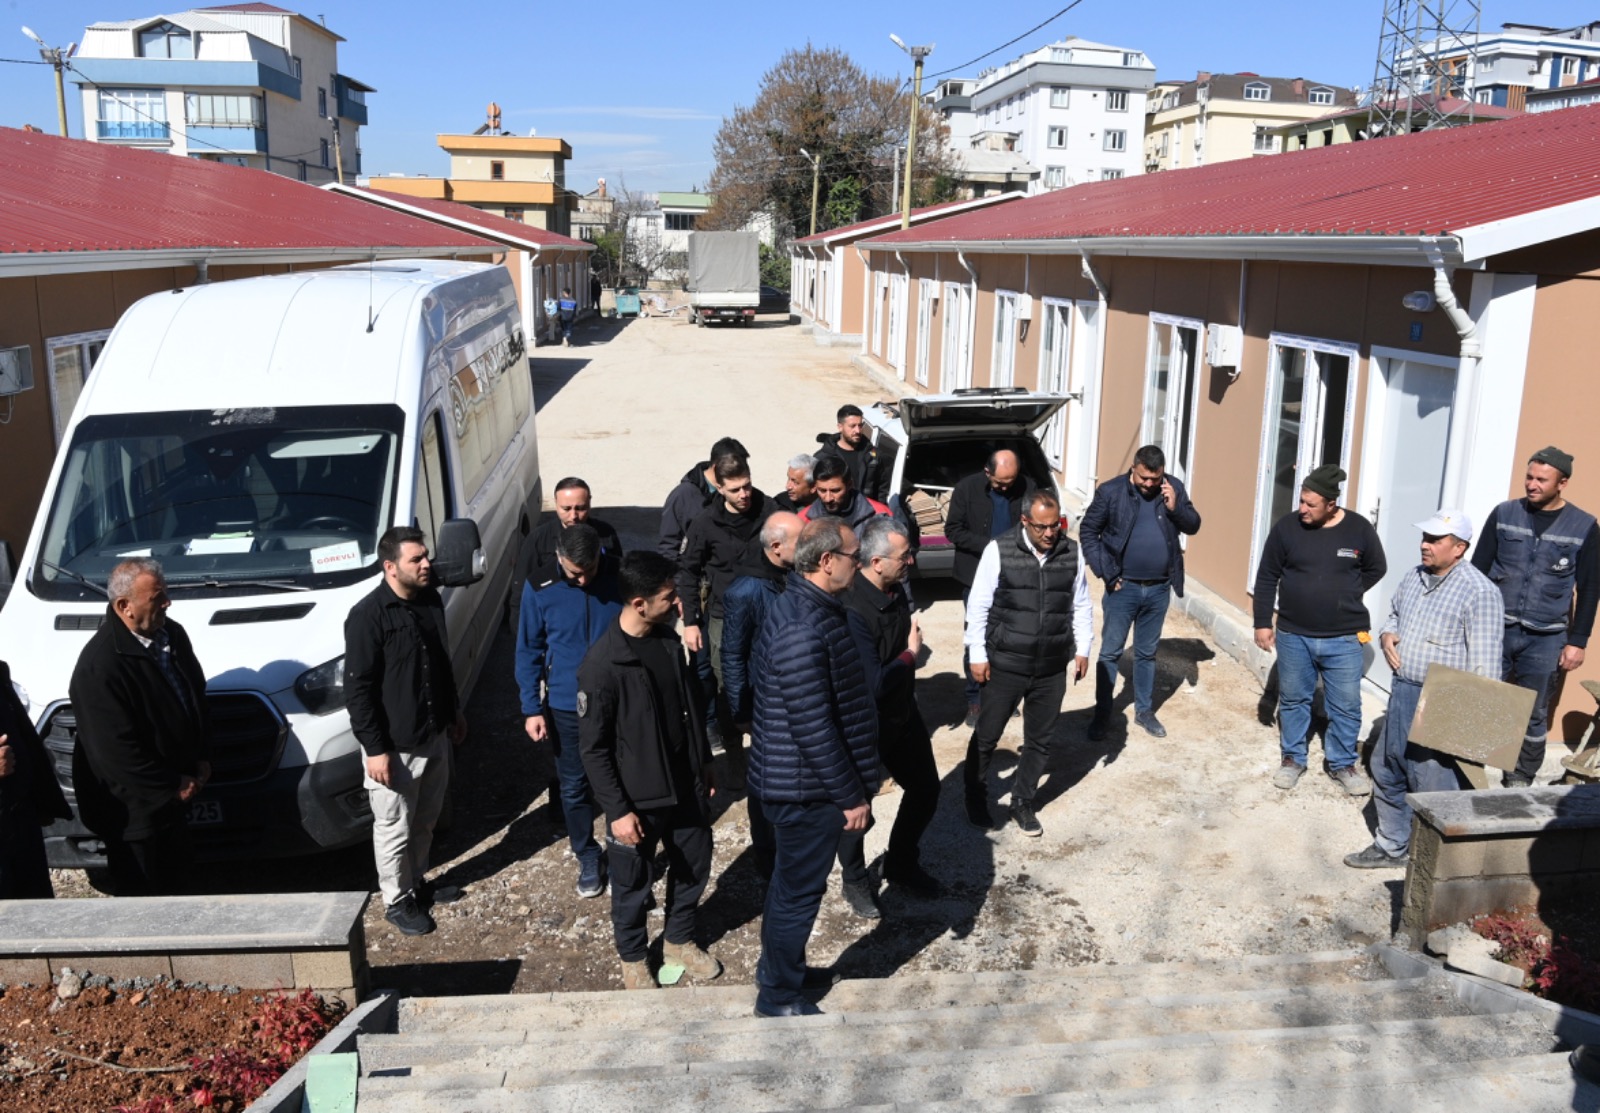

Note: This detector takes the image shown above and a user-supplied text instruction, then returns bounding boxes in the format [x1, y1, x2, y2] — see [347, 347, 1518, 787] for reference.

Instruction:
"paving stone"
[0, 957, 50, 984]
[293, 949, 355, 989]
[1446, 948, 1527, 988]
[49, 953, 172, 981]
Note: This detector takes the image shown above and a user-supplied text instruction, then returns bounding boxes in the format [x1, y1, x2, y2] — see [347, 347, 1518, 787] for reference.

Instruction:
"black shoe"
[881, 860, 944, 898]
[417, 878, 463, 908]
[802, 966, 843, 988]
[1133, 711, 1167, 738]
[842, 879, 882, 920]
[754, 998, 824, 1018]
[964, 702, 981, 729]
[1010, 800, 1043, 838]
[1087, 713, 1110, 742]
[965, 791, 993, 830]
[384, 893, 436, 936]
[1502, 771, 1534, 788]
[576, 859, 607, 899]
[1343, 843, 1407, 869]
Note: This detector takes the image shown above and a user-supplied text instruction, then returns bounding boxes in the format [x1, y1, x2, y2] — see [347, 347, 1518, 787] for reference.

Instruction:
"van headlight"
[295, 657, 346, 715]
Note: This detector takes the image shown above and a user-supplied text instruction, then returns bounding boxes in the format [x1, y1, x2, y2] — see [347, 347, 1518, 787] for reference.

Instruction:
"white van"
[0, 260, 540, 867]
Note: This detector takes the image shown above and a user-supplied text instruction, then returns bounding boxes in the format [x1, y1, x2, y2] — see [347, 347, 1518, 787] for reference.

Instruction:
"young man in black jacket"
[513, 476, 623, 588]
[578, 551, 721, 991]
[344, 527, 466, 937]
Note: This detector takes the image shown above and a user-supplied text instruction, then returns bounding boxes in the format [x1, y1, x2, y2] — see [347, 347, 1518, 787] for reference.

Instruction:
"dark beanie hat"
[1302, 465, 1346, 500]
[1530, 445, 1574, 478]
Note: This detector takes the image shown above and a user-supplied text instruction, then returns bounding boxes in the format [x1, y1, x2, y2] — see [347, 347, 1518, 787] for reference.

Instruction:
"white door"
[872, 272, 888, 356]
[889, 272, 909, 377]
[993, 290, 1019, 387]
[1358, 353, 1459, 690]
[915, 279, 934, 387]
[1038, 299, 1073, 471]
[1141, 314, 1204, 485]
[1066, 299, 1104, 499]
[941, 282, 972, 391]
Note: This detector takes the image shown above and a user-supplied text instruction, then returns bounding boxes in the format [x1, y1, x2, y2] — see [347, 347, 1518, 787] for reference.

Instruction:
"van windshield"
[33, 405, 405, 600]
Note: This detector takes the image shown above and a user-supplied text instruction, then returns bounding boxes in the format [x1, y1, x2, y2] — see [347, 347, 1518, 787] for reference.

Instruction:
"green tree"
[822, 177, 863, 231]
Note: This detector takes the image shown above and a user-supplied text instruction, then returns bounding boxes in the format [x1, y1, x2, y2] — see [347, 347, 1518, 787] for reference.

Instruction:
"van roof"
[77, 260, 512, 418]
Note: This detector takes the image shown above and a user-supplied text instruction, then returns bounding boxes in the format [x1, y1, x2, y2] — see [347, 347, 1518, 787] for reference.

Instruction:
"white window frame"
[1122, 52, 1144, 67]
[1037, 297, 1075, 472]
[940, 281, 973, 391]
[1103, 129, 1127, 152]
[1141, 313, 1206, 489]
[992, 289, 1020, 388]
[1107, 89, 1129, 112]
[1308, 86, 1335, 105]
[915, 278, 934, 387]
[1050, 86, 1070, 108]
[45, 330, 111, 444]
[1244, 82, 1270, 101]
[1048, 126, 1068, 148]
[1476, 88, 1494, 104]
[1044, 165, 1067, 188]
[1247, 332, 1361, 586]
[1253, 126, 1278, 154]
[1563, 56, 1579, 76]
[1102, 168, 1124, 180]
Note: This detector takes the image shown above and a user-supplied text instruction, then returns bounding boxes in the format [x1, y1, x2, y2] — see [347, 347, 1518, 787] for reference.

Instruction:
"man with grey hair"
[839, 517, 942, 909]
[775, 454, 818, 513]
[70, 559, 210, 896]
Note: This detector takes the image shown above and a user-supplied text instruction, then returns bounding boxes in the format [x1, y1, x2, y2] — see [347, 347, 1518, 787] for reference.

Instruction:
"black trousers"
[838, 704, 941, 882]
[104, 824, 194, 897]
[605, 803, 712, 961]
[965, 666, 1067, 808]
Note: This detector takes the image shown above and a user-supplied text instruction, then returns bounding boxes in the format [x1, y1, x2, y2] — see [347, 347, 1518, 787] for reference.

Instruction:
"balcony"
[72, 58, 301, 100]
[97, 120, 170, 141]
[184, 124, 268, 153]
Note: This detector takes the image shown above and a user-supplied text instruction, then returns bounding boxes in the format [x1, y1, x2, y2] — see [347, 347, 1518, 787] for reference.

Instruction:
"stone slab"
[1411, 783, 1600, 838]
[0, 891, 369, 955]
[49, 953, 173, 980]
[0, 957, 51, 984]
[1408, 664, 1533, 770]
[170, 950, 294, 987]
[293, 949, 356, 989]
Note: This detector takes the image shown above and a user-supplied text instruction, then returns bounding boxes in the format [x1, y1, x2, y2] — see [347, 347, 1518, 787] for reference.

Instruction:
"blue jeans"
[547, 708, 602, 873]
[756, 800, 844, 1012]
[1371, 678, 1468, 855]
[1501, 625, 1565, 780]
[1095, 580, 1172, 717]
[1276, 632, 1365, 770]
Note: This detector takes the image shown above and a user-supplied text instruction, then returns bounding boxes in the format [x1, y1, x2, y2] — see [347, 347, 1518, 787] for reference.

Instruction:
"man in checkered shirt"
[1345, 509, 1505, 869]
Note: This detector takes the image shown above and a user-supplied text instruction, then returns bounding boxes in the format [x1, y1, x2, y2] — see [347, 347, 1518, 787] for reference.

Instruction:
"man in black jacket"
[658, 436, 749, 560]
[815, 404, 886, 501]
[1079, 445, 1202, 740]
[513, 476, 623, 588]
[2, 658, 73, 899]
[945, 450, 1036, 725]
[69, 559, 210, 896]
[578, 552, 721, 991]
[345, 527, 466, 937]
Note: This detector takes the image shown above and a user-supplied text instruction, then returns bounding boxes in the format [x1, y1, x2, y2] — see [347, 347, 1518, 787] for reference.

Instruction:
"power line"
[923, 0, 1092, 83]
[0, 56, 54, 65]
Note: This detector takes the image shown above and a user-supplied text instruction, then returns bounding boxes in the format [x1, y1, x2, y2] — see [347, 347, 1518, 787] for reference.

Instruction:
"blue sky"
[3, 1, 1596, 195]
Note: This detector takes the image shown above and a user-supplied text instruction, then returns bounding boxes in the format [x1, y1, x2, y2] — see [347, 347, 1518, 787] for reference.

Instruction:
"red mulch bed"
[0, 975, 345, 1112]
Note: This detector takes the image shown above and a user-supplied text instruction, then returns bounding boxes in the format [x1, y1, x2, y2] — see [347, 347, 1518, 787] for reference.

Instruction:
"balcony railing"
[98, 120, 170, 140]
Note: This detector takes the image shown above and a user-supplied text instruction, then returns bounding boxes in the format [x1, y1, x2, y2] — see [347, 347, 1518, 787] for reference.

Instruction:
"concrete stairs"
[352, 948, 1600, 1111]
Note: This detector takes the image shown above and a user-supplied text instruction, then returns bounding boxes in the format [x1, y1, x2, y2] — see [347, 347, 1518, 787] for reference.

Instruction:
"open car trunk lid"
[897, 388, 1067, 434]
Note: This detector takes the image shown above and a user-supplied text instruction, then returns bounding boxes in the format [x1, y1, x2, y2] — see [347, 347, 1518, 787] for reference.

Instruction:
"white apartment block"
[1401, 20, 1600, 112]
[966, 37, 1157, 192]
[73, 3, 369, 183]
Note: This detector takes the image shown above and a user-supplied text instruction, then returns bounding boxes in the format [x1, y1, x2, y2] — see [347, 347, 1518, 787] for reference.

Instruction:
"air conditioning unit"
[1206, 324, 1242, 368]
[0, 346, 34, 396]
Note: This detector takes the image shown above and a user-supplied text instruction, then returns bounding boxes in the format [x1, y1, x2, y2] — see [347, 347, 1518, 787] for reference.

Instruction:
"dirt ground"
[52, 307, 1400, 998]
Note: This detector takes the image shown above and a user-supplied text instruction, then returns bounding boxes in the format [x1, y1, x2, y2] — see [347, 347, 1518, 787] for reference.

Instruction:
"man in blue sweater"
[515, 523, 623, 898]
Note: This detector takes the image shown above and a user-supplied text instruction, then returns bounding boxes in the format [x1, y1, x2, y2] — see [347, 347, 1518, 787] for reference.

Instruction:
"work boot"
[842, 879, 882, 920]
[1502, 771, 1534, 788]
[1343, 843, 1407, 869]
[1133, 711, 1167, 738]
[1273, 757, 1307, 790]
[383, 893, 435, 936]
[620, 960, 658, 990]
[661, 940, 723, 981]
[1329, 765, 1372, 797]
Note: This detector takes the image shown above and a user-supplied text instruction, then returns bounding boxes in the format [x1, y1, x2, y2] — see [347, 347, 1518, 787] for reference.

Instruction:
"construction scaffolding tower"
[1367, 0, 1483, 138]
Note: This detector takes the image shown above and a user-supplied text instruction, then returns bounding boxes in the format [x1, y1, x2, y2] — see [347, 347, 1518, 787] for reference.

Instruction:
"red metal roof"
[341, 186, 592, 250]
[864, 105, 1600, 247]
[198, 3, 295, 13]
[0, 128, 496, 258]
[793, 193, 1020, 245]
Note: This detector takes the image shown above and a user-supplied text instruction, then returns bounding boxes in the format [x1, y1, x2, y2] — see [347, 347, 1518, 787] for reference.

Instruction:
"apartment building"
[373, 131, 573, 236]
[1144, 72, 1356, 171]
[1400, 21, 1600, 112]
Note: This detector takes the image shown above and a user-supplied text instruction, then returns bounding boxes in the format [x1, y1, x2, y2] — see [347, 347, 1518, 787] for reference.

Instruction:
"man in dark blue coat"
[748, 518, 879, 1018]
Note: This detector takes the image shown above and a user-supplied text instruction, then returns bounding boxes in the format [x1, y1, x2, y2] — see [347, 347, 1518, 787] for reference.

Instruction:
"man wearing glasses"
[964, 491, 1093, 837]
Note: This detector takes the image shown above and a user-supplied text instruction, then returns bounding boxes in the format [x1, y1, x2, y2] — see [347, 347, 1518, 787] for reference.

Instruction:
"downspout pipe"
[1079, 250, 1108, 302]
[958, 250, 979, 389]
[1427, 238, 1481, 508]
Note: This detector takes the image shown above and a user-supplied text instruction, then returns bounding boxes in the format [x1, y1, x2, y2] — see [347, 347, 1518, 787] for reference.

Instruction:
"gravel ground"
[53, 307, 1400, 995]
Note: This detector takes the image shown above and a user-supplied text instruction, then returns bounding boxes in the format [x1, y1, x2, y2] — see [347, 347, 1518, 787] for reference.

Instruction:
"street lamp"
[799, 147, 821, 237]
[890, 33, 933, 230]
[21, 26, 76, 138]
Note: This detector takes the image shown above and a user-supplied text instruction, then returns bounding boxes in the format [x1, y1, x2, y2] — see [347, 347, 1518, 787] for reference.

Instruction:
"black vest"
[985, 527, 1080, 676]
[1490, 500, 1596, 632]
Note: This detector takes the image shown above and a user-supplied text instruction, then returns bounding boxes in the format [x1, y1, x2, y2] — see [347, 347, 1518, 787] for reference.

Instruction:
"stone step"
[355, 1010, 1559, 1111]
[359, 975, 1464, 1075]
[394, 949, 1380, 1034]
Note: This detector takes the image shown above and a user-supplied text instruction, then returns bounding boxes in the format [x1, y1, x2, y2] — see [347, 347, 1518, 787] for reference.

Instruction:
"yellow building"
[1143, 72, 1356, 172]
[1274, 97, 1522, 152]
[374, 133, 574, 235]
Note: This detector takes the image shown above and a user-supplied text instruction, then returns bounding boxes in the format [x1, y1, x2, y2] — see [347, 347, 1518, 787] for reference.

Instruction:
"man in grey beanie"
[1253, 465, 1387, 794]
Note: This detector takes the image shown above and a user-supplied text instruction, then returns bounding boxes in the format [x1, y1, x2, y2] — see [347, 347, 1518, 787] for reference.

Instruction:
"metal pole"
[332, 117, 344, 183]
[809, 156, 820, 237]
[901, 54, 924, 229]
[52, 58, 67, 137]
[890, 145, 900, 213]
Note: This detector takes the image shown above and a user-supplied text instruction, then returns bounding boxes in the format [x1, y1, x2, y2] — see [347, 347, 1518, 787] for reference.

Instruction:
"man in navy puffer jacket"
[748, 518, 879, 1018]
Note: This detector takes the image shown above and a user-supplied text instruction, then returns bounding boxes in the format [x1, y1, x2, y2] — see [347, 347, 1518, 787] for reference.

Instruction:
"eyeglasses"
[1023, 518, 1065, 531]
[828, 548, 862, 564]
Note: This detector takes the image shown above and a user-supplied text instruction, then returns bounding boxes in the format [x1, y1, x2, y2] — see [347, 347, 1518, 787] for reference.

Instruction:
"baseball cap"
[1413, 508, 1474, 542]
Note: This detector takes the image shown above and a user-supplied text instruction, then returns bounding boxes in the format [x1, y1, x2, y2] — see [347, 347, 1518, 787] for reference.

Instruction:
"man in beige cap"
[1471, 446, 1599, 787]
[1345, 509, 1503, 868]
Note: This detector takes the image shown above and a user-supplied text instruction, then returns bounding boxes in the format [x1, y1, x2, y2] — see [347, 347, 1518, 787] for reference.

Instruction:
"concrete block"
[1447, 948, 1526, 988]
[1433, 838, 1484, 879]
[171, 950, 294, 988]
[50, 953, 172, 981]
[1425, 924, 1478, 958]
[1425, 877, 1542, 929]
[293, 949, 355, 989]
[0, 957, 51, 984]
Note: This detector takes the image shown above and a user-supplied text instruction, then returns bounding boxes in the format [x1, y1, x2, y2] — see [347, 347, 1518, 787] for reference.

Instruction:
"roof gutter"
[0, 245, 485, 279]
[859, 234, 1471, 270]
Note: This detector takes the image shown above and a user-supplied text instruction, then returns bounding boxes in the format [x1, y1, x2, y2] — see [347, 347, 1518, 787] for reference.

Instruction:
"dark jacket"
[514, 515, 622, 590]
[577, 620, 711, 821]
[987, 527, 1082, 676]
[720, 556, 788, 725]
[748, 574, 880, 809]
[678, 490, 778, 626]
[1079, 472, 1202, 597]
[658, 461, 717, 559]
[815, 434, 886, 501]
[842, 573, 918, 739]
[773, 491, 816, 515]
[945, 471, 1037, 587]
[69, 611, 209, 842]
[1, 659, 72, 899]
[802, 489, 893, 535]
[344, 579, 460, 758]
[515, 556, 624, 716]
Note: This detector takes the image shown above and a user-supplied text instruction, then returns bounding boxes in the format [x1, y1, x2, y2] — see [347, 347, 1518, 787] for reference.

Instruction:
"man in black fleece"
[1252, 465, 1386, 795]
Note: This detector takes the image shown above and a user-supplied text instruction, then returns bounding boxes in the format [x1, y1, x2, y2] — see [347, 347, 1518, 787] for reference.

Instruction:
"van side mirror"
[431, 518, 485, 588]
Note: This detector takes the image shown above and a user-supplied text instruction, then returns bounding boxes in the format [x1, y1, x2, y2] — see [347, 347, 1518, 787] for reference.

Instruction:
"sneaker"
[965, 791, 993, 830]
[964, 701, 981, 729]
[1087, 712, 1110, 742]
[661, 939, 723, 981]
[754, 998, 823, 1018]
[880, 860, 944, 899]
[1010, 800, 1043, 838]
[1273, 758, 1307, 790]
[707, 725, 727, 757]
[620, 959, 658, 990]
[384, 893, 435, 936]
[417, 878, 463, 908]
[1133, 711, 1167, 738]
[1502, 771, 1534, 789]
[1343, 843, 1407, 869]
[842, 879, 882, 920]
[577, 860, 606, 899]
[1329, 765, 1372, 797]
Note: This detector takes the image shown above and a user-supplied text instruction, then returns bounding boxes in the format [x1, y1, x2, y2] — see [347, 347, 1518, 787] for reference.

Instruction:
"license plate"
[186, 800, 224, 826]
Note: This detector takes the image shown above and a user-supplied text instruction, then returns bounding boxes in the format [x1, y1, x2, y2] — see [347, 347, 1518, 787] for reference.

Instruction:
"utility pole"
[800, 147, 820, 236]
[22, 27, 75, 138]
[890, 146, 900, 212]
[332, 117, 344, 183]
[890, 34, 933, 230]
